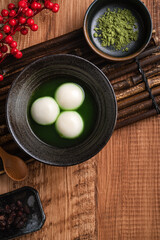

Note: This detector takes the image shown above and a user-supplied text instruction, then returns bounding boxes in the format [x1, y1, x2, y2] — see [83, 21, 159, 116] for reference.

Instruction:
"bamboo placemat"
[0, 28, 160, 174]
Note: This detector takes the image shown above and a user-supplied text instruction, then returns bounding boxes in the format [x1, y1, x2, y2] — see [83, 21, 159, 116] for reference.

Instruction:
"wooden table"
[0, 0, 160, 239]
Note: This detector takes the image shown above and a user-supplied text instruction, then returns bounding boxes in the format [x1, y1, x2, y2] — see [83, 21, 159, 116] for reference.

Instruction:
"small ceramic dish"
[6, 54, 117, 166]
[0, 186, 45, 240]
[83, 0, 152, 61]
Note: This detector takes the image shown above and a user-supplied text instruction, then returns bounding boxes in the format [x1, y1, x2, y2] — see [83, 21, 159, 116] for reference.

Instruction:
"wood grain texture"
[0, 0, 160, 240]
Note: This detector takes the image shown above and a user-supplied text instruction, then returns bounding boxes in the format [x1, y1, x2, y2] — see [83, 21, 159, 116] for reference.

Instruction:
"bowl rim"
[6, 54, 118, 166]
[83, 0, 153, 61]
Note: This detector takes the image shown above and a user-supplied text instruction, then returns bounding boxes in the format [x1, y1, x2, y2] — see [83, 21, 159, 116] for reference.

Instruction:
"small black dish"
[6, 54, 117, 166]
[0, 187, 45, 240]
[84, 0, 152, 61]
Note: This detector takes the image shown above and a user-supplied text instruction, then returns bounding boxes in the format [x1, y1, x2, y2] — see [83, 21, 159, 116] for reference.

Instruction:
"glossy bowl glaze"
[6, 54, 117, 166]
[84, 0, 152, 61]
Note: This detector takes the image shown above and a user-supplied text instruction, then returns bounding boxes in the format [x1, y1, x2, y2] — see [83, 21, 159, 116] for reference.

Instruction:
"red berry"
[22, 7, 29, 13]
[37, 3, 42, 10]
[0, 33, 3, 40]
[52, 3, 59, 13]
[45, 1, 54, 9]
[30, 24, 38, 31]
[18, 1, 27, 8]
[31, 2, 38, 10]
[0, 75, 4, 81]
[27, 18, 34, 26]
[11, 47, 18, 55]
[19, 16, 26, 24]
[3, 25, 11, 33]
[5, 35, 13, 44]
[8, 3, 16, 10]
[49, 2, 54, 9]
[9, 19, 17, 26]
[20, 28, 28, 35]
[15, 51, 23, 59]
[1, 45, 8, 53]
[25, 9, 33, 17]
[0, 15, 3, 23]
[10, 41, 17, 48]
[0, 52, 3, 58]
[9, 10, 16, 17]
[1, 9, 9, 17]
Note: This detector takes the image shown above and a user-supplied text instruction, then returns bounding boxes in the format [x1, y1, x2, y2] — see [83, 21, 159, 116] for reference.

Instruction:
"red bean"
[0, 200, 30, 231]
[16, 200, 23, 208]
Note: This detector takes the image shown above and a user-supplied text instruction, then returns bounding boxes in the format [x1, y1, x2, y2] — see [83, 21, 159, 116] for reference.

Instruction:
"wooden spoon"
[0, 147, 28, 181]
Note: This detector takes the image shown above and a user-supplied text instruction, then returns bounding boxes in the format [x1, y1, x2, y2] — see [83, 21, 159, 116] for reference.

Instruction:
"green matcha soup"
[27, 76, 98, 148]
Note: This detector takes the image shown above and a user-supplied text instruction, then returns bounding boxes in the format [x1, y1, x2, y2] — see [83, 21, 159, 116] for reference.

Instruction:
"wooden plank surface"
[0, 0, 160, 240]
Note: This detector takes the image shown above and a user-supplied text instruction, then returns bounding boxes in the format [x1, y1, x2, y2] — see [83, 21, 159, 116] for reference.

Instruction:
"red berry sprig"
[0, 0, 60, 81]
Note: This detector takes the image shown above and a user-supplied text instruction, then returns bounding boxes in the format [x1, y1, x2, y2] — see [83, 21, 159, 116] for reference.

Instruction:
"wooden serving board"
[0, 28, 159, 174]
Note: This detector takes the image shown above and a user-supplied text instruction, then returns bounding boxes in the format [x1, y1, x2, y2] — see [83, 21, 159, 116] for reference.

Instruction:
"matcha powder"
[94, 8, 138, 51]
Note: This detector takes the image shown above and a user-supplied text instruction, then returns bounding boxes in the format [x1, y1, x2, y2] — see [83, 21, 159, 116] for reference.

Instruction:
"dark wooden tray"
[0, 28, 160, 174]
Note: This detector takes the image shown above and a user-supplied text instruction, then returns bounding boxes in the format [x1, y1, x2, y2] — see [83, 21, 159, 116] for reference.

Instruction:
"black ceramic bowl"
[84, 0, 152, 61]
[6, 54, 117, 166]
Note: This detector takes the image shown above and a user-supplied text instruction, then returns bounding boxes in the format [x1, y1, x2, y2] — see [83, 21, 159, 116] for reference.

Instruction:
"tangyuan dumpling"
[56, 111, 84, 138]
[55, 83, 85, 110]
[31, 97, 60, 125]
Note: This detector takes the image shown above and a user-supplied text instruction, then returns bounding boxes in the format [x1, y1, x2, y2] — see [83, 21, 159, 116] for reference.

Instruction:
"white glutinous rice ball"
[55, 83, 85, 110]
[31, 97, 60, 125]
[56, 111, 84, 138]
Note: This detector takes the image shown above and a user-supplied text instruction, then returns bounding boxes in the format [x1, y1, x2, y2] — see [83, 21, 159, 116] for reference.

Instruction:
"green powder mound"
[93, 8, 139, 51]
